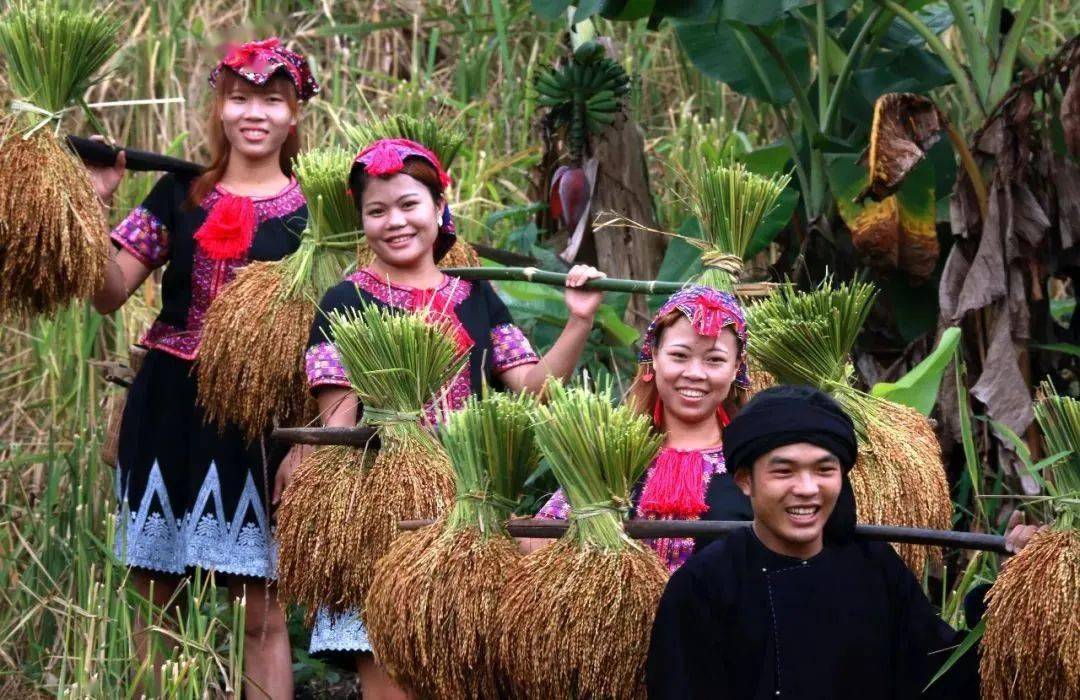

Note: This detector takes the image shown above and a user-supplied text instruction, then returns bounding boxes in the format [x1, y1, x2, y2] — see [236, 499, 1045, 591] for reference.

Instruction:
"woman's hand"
[85, 136, 126, 205]
[1003, 509, 1048, 555]
[563, 264, 606, 321]
[273, 443, 313, 506]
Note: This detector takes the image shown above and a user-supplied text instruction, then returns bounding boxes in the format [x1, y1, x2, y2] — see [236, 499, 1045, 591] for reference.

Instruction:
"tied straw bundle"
[276, 302, 466, 615]
[346, 115, 478, 268]
[196, 147, 358, 439]
[0, 2, 119, 317]
[746, 278, 951, 575]
[495, 380, 666, 700]
[684, 159, 790, 291]
[981, 384, 1080, 700]
[365, 392, 541, 700]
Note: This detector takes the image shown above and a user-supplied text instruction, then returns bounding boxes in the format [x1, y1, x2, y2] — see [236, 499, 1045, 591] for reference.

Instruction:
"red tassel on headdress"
[194, 194, 256, 260]
[652, 395, 664, 428]
[639, 448, 709, 519]
[690, 295, 735, 337]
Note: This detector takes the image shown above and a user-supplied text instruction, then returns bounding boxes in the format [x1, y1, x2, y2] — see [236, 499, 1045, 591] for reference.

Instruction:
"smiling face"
[734, 443, 843, 559]
[653, 317, 741, 427]
[359, 172, 445, 271]
[219, 78, 297, 162]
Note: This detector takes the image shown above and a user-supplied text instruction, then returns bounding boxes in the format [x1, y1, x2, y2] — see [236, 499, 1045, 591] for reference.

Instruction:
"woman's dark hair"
[349, 155, 444, 212]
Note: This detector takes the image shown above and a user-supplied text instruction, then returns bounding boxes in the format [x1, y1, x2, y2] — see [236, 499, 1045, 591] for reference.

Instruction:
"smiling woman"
[535, 285, 754, 572]
[86, 37, 319, 700]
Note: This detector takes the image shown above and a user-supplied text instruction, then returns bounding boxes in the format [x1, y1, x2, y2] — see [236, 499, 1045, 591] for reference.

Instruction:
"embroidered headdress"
[640, 285, 750, 389]
[209, 37, 320, 102]
[352, 138, 457, 263]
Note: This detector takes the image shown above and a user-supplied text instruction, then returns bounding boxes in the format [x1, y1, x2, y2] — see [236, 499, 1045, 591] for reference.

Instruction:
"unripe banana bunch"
[534, 40, 631, 139]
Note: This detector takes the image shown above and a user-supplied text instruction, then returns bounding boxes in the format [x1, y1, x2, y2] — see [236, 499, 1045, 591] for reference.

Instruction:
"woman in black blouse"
[88, 38, 317, 699]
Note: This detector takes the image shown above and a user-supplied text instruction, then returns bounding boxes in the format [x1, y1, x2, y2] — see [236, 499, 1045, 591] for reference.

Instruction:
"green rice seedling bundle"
[981, 384, 1080, 700]
[684, 159, 790, 292]
[747, 278, 951, 575]
[366, 391, 541, 699]
[0, 2, 119, 317]
[197, 147, 358, 439]
[495, 380, 666, 699]
[277, 302, 466, 614]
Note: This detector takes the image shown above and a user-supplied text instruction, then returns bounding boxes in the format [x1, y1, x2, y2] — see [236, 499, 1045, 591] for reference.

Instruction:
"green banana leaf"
[870, 327, 960, 416]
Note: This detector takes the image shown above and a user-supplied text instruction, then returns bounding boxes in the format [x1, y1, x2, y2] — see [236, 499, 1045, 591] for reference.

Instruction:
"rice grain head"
[495, 539, 668, 700]
[275, 445, 370, 619]
[196, 260, 314, 440]
[850, 399, 951, 575]
[367, 526, 521, 699]
[345, 431, 456, 613]
[980, 528, 1080, 700]
[0, 125, 108, 317]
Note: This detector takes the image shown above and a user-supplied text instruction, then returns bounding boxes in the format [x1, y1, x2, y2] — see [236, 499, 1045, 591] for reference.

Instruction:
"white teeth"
[677, 388, 706, 398]
[787, 506, 818, 516]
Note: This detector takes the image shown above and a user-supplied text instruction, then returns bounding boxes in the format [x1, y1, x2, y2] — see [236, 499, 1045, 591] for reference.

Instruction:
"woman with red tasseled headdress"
[535, 285, 754, 573]
[88, 37, 318, 698]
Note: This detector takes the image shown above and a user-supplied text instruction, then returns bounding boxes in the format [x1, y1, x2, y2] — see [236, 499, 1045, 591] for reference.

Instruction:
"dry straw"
[0, 3, 119, 317]
[495, 380, 666, 700]
[981, 385, 1080, 700]
[196, 147, 358, 439]
[365, 391, 541, 699]
[277, 302, 467, 614]
[747, 278, 951, 574]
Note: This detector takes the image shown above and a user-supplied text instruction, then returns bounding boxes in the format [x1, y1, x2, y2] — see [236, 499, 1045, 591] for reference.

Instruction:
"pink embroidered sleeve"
[536, 488, 571, 520]
[305, 341, 351, 390]
[110, 206, 169, 269]
[491, 323, 539, 373]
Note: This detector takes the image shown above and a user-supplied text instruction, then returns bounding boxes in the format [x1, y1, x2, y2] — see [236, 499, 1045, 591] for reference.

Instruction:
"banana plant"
[535, 30, 632, 259]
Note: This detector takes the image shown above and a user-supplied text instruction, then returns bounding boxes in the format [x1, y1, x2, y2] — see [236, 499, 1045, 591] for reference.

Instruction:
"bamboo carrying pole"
[442, 266, 778, 297]
[400, 518, 1010, 554]
[66, 135, 204, 175]
[272, 427, 1008, 554]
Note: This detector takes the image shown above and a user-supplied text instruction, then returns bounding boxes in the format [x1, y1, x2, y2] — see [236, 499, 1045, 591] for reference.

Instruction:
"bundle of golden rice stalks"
[275, 445, 370, 619]
[848, 397, 951, 575]
[366, 392, 540, 699]
[0, 124, 108, 318]
[0, 5, 118, 317]
[196, 260, 314, 439]
[278, 302, 467, 614]
[196, 147, 356, 438]
[980, 528, 1080, 700]
[495, 380, 666, 699]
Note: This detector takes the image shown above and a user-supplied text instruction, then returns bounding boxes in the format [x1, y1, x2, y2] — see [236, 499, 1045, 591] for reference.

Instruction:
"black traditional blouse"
[110, 173, 307, 359]
[305, 268, 539, 410]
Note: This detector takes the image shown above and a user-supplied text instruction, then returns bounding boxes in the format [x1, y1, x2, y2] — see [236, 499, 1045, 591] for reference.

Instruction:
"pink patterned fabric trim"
[536, 446, 726, 574]
[305, 341, 351, 389]
[491, 323, 539, 373]
[111, 207, 169, 268]
[203, 179, 306, 223]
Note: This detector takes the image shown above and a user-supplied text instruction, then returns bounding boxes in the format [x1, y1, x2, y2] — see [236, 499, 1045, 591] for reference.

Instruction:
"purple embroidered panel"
[536, 446, 727, 574]
[491, 323, 539, 372]
[110, 206, 169, 269]
[137, 181, 306, 361]
[305, 341, 350, 389]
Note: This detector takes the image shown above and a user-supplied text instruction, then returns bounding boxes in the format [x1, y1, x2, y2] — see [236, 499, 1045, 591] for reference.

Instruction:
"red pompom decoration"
[194, 194, 256, 261]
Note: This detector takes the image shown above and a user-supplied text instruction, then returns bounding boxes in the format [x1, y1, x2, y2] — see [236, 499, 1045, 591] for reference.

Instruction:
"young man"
[646, 385, 1040, 700]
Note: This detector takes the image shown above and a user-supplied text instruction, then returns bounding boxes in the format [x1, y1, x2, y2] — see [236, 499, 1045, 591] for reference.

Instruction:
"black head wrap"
[723, 385, 859, 543]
